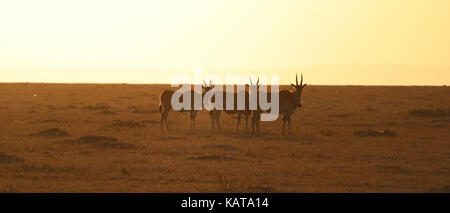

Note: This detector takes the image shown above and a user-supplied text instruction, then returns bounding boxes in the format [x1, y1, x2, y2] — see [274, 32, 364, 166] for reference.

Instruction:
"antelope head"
[246, 76, 260, 91]
[290, 73, 307, 108]
[202, 79, 214, 93]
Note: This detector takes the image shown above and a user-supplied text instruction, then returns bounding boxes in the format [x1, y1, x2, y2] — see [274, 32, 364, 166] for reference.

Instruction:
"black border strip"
[0, 193, 448, 211]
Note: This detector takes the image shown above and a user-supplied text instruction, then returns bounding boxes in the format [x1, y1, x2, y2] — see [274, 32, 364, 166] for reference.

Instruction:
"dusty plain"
[0, 83, 449, 192]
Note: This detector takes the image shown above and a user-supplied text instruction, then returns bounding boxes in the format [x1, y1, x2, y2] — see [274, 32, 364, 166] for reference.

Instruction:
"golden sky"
[0, 0, 449, 85]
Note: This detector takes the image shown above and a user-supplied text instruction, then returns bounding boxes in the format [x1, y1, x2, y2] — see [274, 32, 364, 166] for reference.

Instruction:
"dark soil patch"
[47, 105, 77, 110]
[83, 103, 111, 111]
[409, 107, 450, 117]
[362, 106, 378, 112]
[36, 119, 66, 123]
[109, 120, 145, 128]
[328, 113, 354, 118]
[29, 128, 70, 138]
[128, 105, 158, 114]
[58, 135, 137, 149]
[189, 155, 235, 161]
[354, 129, 396, 137]
[320, 129, 334, 136]
[118, 96, 133, 99]
[142, 120, 160, 125]
[99, 110, 116, 115]
[0, 152, 24, 164]
[132, 108, 158, 114]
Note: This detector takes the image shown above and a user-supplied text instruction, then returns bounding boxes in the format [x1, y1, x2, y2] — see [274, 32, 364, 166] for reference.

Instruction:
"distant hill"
[290, 64, 450, 86]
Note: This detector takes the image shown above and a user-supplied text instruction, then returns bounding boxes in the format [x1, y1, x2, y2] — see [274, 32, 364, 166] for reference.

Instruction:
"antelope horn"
[296, 73, 298, 86]
[301, 73, 303, 86]
[209, 79, 212, 86]
[257, 76, 260, 85]
[203, 80, 207, 87]
[249, 77, 253, 86]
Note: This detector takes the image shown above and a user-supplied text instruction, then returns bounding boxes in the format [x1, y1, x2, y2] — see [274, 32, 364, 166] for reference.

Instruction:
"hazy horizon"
[1, 64, 449, 86]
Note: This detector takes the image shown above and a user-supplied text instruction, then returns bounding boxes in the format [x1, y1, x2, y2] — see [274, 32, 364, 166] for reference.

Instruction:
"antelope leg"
[256, 119, 260, 133]
[245, 114, 249, 130]
[287, 117, 292, 135]
[216, 117, 222, 132]
[236, 114, 241, 131]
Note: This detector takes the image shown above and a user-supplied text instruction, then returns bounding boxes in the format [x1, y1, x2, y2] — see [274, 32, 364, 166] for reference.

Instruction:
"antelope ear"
[290, 84, 296, 88]
[302, 84, 308, 88]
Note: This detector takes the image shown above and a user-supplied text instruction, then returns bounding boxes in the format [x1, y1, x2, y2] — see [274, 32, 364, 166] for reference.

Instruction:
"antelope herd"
[158, 74, 307, 135]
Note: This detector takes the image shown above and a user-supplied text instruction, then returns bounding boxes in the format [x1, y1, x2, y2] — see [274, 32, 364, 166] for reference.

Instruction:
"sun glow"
[1, 0, 449, 85]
